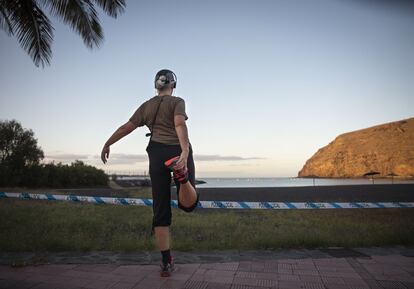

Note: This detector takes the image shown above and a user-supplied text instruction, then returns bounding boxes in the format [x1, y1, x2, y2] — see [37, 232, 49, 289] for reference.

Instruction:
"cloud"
[93, 153, 147, 165]
[45, 153, 264, 165]
[194, 155, 265, 161]
[44, 153, 89, 163]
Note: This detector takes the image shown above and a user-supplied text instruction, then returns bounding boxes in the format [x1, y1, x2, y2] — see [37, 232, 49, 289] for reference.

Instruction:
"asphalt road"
[2, 184, 413, 202]
[196, 184, 414, 202]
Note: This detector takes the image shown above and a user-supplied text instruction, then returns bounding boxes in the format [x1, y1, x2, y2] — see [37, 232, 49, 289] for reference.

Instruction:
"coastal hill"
[298, 118, 414, 178]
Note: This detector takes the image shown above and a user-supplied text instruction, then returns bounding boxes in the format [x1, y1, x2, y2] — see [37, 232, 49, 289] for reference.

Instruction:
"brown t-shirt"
[129, 95, 188, 145]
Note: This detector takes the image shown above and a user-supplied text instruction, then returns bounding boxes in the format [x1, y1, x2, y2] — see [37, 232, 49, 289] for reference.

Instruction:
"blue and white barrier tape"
[1, 192, 413, 209]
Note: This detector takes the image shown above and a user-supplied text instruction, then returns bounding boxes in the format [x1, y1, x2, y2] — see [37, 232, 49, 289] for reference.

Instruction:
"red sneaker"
[164, 156, 189, 183]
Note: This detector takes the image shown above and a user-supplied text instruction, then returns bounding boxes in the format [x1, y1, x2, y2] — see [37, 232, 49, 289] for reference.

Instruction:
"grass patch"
[0, 199, 413, 252]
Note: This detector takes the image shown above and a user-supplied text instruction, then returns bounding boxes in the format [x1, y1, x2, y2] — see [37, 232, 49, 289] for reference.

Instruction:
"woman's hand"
[175, 150, 189, 172]
[101, 145, 110, 164]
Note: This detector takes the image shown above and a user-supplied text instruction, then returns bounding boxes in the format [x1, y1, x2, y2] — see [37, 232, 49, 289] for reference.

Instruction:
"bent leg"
[177, 182, 197, 208]
[176, 150, 199, 212]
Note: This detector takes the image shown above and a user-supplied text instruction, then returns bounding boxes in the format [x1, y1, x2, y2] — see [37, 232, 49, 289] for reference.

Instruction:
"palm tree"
[0, 0, 125, 67]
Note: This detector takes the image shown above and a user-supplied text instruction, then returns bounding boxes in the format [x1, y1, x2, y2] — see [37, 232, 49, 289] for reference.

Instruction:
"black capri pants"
[146, 140, 200, 232]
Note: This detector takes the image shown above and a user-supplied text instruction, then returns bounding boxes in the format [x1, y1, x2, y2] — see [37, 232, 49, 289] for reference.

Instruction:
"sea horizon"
[115, 176, 414, 188]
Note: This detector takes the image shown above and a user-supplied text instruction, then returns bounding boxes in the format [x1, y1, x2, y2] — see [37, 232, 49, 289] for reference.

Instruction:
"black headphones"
[154, 69, 177, 89]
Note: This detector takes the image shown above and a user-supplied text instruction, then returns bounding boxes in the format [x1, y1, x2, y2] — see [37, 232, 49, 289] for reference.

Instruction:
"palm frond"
[93, 0, 125, 18]
[0, 0, 14, 35]
[8, 0, 53, 67]
[43, 0, 103, 48]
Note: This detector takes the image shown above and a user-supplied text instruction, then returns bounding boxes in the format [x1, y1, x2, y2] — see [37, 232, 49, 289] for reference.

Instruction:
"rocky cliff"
[298, 118, 414, 178]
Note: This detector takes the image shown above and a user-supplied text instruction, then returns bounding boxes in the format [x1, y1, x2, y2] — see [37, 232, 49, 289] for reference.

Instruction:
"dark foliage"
[0, 120, 108, 188]
[0, 0, 125, 67]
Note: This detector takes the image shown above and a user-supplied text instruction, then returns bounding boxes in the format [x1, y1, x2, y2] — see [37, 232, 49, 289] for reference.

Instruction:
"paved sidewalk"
[0, 248, 413, 289]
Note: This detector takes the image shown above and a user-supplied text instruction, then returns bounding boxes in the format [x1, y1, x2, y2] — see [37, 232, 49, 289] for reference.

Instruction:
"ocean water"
[196, 177, 414, 188]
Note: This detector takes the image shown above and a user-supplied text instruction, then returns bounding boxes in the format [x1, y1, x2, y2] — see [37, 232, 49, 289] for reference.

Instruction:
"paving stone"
[342, 285, 370, 289]
[319, 271, 361, 279]
[159, 279, 186, 289]
[384, 274, 414, 283]
[355, 258, 377, 265]
[324, 284, 349, 289]
[302, 265, 320, 270]
[82, 279, 118, 289]
[363, 264, 406, 276]
[19, 264, 71, 276]
[317, 266, 356, 273]
[403, 282, 414, 289]
[73, 264, 118, 273]
[215, 263, 239, 271]
[320, 249, 370, 259]
[6, 274, 31, 283]
[264, 260, 279, 267]
[205, 269, 236, 278]
[49, 284, 85, 289]
[278, 259, 299, 265]
[45, 275, 92, 287]
[278, 280, 305, 289]
[321, 276, 346, 285]
[232, 277, 278, 288]
[278, 274, 301, 281]
[98, 273, 139, 282]
[0, 279, 38, 289]
[60, 269, 98, 279]
[299, 275, 323, 283]
[302, 282, 326, 289]
[362, 279, 383, 289]
[30, 282, 59, 289]
[263, 263, 278, 273]
[1, 248, 414, 289]
[377, 280, 409, 289]
[111, 265, 150, 276]
[200, 263, 218, 270]
[175, 263, 200, 275]
[255, 279, 278, 287]
[278, 268, 294, 274]
[25, 273, 55, 283]
[357, 272, 373, 280]
[208, 275, 234, 284]
[110, 281, 138, 289]
[279, 263, 294, 270]
[237, 262, 252, 272]
[235, 271, 257, 278]
[295, 270, 321, 276]
[166, 272, 192, 281]
[250, 262, 265, 272]
[255, 272, 279, 280]
[189, 274, 207, 282]
[134, 277, 166, 289]
[232, 277, 257, 286]
[230, 285, 270, 289]
[183, 279, 208, 289]
[206, 282, 231, 289]
[0, 278, 16, 288]
[341, 277, 368, 286]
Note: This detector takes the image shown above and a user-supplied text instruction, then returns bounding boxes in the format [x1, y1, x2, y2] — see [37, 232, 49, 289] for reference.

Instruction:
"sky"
[1, 0, 413, 177]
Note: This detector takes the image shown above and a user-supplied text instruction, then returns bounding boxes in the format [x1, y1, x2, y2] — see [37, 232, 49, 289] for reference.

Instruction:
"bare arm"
[174, 115, 190, 170]
[101, 121, 137, 164]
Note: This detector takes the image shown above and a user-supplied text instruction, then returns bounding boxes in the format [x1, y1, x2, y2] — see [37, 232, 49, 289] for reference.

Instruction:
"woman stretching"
[101, 69, 199, 277]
